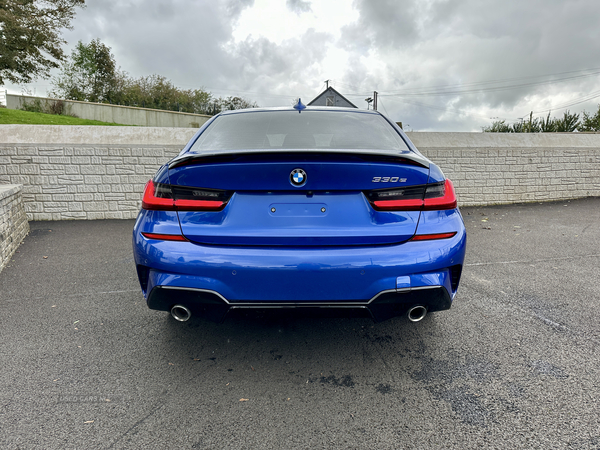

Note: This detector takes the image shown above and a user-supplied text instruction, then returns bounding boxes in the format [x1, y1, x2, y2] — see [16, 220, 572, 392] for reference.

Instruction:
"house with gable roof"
[307, 86, 357, 108]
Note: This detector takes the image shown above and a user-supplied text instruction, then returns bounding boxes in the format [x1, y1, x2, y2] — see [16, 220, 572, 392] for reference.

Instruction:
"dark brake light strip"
[410, 232, 457, 241]
[142, 232, 188, 242]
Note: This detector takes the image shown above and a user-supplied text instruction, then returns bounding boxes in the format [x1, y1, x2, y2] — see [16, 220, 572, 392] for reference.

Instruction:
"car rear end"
[132, 107, 466, 322]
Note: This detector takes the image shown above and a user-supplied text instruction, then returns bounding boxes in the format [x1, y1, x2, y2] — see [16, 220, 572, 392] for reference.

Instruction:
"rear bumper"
[146, 284, 453, 322]
[133, 208, 466, 322]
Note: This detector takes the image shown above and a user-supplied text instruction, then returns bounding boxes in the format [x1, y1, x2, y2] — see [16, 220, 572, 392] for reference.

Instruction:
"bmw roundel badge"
[290, 168, 307, 187]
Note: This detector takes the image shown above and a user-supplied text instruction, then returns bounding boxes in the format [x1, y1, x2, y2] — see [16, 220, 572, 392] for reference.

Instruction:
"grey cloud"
[226, 29, 333, 93]
[286, 0, 312, 14]
[423, 0, 600, 78]
[62, 0, 253, 88]
[42, 0, 600, 131]
[61, 0, 330, 107]
[224, 0, 255, 19]
[335, 0, 600, 129]
[340, 0, 420, 53]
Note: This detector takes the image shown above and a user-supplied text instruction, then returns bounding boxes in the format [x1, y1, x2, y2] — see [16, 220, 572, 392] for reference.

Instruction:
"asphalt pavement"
[1, 197, 599, 449]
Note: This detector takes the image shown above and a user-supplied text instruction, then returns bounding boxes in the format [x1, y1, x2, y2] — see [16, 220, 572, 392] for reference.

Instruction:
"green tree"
[51, 38, 117, 102]
[511, 121, 525, 133]
[482, 120, 512, 132]
[187, 88, 213, 114]
[217, 96, 258, 112]
[524, 111, 541, 133]
[113, 76, 255, 115]
[578, 104, 600, 132]
[118, 74, 208, 112]
[540, 112, 556, 132]
[0, 0, 85, 85]
[483, 110, 583, 133]
[50, 41, 257, 115]
[554, 110, 580, 132]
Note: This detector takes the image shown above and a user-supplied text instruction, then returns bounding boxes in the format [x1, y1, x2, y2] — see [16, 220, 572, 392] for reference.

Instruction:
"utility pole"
[373, 91, 378, 111]
[325, 80, 330, 89]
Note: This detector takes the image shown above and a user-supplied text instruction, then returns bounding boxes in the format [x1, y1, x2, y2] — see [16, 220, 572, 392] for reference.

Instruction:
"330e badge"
[372, 177, 407, 183]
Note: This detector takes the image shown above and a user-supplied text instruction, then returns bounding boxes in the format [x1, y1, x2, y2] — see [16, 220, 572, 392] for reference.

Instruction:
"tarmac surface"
[1, 197, 599, 449]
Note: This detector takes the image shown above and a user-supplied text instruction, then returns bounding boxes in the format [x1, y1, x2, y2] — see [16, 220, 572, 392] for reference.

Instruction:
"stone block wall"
[0, 125, 195, 220]
[0, 144, 183, 220]
[0, 126, 599, 220]
[410, 132, 600, 206]
[0, 184, 29, 273]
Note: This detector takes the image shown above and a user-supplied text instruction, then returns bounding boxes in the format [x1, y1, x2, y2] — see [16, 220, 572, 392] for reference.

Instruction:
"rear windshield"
[189, 110, 409, 152]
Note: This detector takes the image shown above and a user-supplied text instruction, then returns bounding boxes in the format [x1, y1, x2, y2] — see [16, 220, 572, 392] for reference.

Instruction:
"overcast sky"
[7, 0, 600, 131]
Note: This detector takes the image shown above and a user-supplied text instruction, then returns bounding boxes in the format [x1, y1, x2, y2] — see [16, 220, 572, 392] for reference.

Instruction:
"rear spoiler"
[169, 149, 430, 169]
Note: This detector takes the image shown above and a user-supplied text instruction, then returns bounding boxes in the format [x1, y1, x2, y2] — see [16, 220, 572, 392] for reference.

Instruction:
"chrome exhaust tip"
[407, 305, 427, 322]
[170, 304, 192, 322]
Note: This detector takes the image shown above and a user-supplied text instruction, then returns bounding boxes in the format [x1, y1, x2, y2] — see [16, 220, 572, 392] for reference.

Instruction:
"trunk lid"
[169, 153, 429, 246]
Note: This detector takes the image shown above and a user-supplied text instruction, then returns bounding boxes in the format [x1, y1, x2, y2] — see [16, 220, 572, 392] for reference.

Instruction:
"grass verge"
[0, 107, 128, 126]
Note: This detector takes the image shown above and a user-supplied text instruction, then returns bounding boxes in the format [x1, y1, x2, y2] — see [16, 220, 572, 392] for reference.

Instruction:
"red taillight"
[423, 179, 457, 211]
[142, 180, 174, 210]
[410, 232, 457, 241]
[369, 179, 457, 211]
[142, 232, 188, 241]
[141, 180, 228, 211]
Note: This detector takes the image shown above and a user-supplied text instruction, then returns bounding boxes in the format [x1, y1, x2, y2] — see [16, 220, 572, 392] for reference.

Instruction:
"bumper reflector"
[142, 232, 188, 242]
[410, 232, 457, 241]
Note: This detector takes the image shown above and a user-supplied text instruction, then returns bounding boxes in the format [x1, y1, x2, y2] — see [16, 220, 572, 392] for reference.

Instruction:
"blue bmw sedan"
[132, 104, 466, 323]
